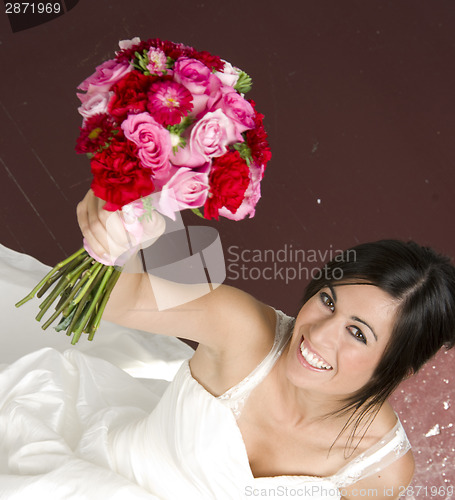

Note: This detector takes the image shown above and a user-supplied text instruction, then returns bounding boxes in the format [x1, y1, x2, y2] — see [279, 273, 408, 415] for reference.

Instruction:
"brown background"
[1, 0, 454, 493]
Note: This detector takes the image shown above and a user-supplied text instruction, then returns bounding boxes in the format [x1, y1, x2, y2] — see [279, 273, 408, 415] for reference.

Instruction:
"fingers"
[77, 190, 110, 258]
[77, 190, 167, 265]
[140, 210, 166, 248]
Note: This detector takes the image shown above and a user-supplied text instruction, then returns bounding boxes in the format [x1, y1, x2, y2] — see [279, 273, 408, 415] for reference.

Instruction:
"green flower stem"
[70, 266, 113, 344]
[52, 258, 93, 311]
[65, 267, 106, 339]
[36, 274, 73, 320]
[73, 301, 92, 334]
[61, 302, 76, 322]
[65, 297, 88, 337]
[66, 256, 95, 282]
[87, 268, 122, 340]
[36, 258, 94, 321]
[15, 247, 86, 307]
[41, 261, 104, 330]
[36, 252, 87, 299]
[72, 261, 103, 305]
[54, 286, 72, 312]
[16, 246, 124, 342]
[83, 308, 99, 338]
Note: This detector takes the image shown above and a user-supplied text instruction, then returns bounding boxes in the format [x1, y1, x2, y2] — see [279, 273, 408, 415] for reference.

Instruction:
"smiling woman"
[2, 209, 455, 500]
[300, 240, 455, 440]
[74, 198, 455, 498]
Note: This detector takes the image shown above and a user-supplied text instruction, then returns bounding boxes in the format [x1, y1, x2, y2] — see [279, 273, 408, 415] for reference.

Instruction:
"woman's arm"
[77, 190, 273, 351]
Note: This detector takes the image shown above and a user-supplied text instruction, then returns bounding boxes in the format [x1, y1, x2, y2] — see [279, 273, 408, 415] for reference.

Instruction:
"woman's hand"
[77, 190, 166, 266]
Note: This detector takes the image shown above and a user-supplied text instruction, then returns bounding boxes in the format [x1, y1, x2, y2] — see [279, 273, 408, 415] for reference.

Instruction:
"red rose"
[204, 150, 250, 220]
[90, 137, 155, 211]
[108, 71, 157, 122]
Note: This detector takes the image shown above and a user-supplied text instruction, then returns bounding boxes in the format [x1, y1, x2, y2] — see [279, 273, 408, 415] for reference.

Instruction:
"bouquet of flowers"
[16, 37, 271, 344]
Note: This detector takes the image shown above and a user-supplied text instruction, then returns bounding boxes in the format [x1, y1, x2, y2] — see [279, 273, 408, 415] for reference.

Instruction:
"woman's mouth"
[297, 337, 333, 371]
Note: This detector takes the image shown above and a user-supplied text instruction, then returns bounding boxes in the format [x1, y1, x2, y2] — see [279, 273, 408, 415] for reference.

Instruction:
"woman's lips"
[297, 336, 333, 371]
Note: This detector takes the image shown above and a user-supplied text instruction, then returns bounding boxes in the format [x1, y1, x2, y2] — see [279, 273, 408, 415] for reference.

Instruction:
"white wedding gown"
[0, 245, 411, 499]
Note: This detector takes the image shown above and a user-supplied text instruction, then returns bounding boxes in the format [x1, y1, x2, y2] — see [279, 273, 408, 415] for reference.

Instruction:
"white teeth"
[300, 341, 332, 370]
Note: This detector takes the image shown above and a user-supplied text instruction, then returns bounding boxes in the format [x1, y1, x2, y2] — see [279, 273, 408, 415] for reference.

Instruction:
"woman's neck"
[265, 350, 352, 430]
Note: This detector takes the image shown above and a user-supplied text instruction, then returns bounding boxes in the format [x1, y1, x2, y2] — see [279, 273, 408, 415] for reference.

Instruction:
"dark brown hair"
[302, 239, 455, 453]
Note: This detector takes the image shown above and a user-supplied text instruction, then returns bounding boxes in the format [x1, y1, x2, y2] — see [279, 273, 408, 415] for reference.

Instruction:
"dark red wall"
[2, 1, 455, 313]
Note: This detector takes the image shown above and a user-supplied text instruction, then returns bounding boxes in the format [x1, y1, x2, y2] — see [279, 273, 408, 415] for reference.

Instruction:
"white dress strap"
[217, 309, 294, 418]
[329, 418, 411, 487]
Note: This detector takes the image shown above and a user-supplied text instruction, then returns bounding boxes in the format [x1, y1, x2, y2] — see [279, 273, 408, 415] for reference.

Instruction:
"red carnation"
[190, 49, 224, 72]
[245, 100, 272, 171]
[75, 114, 118, 154]
[116, 39, 224, 72]
[148, 38, 190, 60]
[115, 40, 151, 63]
[90, 137, 155, 211]
[116, 38, 189, 64]
[108, 71, 157, 122]
[204, 151, 250, 220]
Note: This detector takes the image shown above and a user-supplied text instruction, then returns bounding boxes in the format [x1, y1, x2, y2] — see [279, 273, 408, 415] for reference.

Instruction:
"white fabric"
[0, 244, 411, 499]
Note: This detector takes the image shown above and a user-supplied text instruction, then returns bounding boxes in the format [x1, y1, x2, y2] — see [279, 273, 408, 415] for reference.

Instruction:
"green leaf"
[133, 49, 151, 75]
[167, 115, 194, 135]
[234, 71, 253, 94]
[191, 207, 205, 219]
[233, 141, 253, 165]
[139, 196, 155, 223]
[55, 306, 77, 332]
[167, 116, 193, 153]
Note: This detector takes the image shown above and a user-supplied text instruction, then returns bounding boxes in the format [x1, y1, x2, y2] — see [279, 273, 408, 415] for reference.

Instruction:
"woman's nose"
[309, 316, 341, 349]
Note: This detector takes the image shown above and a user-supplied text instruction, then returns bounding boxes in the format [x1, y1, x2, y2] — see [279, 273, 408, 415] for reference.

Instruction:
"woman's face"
[283, 284, 399, 398]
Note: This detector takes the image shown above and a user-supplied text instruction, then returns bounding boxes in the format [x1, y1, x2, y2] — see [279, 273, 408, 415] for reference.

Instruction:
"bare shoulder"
[188, 285, 277, 394]
[192, 283, 277, 357]
[341, 449, 414, 500]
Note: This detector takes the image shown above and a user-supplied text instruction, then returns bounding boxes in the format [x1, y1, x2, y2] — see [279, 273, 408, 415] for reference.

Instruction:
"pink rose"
[171, 109, 240, 168]
[77, 90, 112, 120]
[218, 162, 265, 220]
[173, 57, 212, 95]
[78, 60, 132, 92]
[213, 88, 255, 134]
[215, 61, 240, 87]
[122, 112, 172, 180]
[155, 167, 209, 219]
[174, 57, 222, 115]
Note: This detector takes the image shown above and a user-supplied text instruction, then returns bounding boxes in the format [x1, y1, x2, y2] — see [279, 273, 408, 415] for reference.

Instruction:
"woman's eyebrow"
[329, 284, 378, 342]
[352, 316, 378, 342]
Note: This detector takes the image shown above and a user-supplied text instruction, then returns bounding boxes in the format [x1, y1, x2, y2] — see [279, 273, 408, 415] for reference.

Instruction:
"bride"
[69, 189, 454, 499]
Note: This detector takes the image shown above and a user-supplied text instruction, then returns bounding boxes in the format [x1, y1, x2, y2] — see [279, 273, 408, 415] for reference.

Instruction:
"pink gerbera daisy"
[147, 80, 193, 126]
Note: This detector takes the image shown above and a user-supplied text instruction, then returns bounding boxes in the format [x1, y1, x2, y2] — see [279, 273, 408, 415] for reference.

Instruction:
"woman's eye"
[320, 292, 335, 312]
[348, 326, 367, 345]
